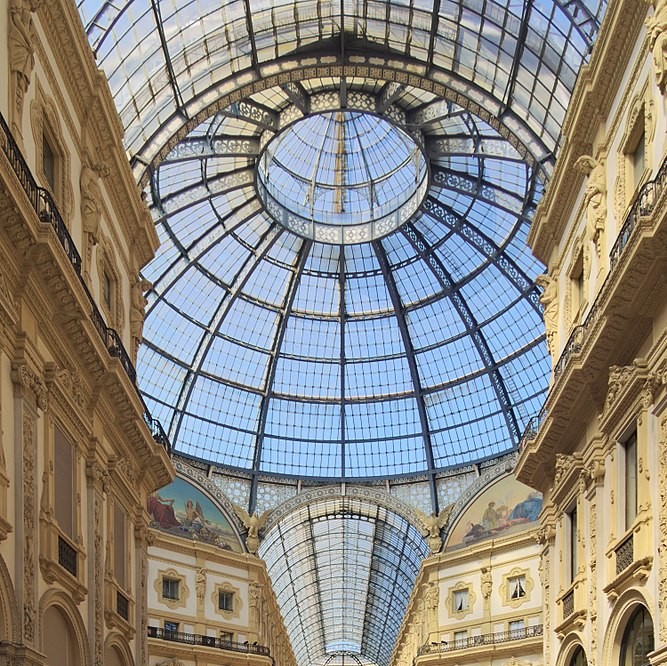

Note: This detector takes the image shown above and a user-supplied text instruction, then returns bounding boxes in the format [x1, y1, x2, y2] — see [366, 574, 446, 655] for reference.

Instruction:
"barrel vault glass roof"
[74, 2, 607, 666]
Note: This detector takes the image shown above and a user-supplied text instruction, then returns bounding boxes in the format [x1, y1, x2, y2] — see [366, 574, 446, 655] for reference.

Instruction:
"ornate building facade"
[1, 0, 667, 665]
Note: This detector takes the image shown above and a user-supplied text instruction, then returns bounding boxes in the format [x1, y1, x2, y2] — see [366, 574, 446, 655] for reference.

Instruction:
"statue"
[232, 504, 272, 554]
[481, 567, 492, 600]
[415, 504, 454, 554]
[535, 274, 558, 358]
[424, 582, 439, 637]
[8, 0, 40, 121]
[130, 278, 152, 357]
[249, 581, 262, 630]
[575, 155, 607, 256]
[195, 567, 206, 611]
[647, 0, 667, 93]
[80, 163, 103, 245]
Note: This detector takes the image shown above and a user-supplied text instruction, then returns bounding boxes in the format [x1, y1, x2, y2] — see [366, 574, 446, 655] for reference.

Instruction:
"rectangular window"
[43, 134, 56, 190]
[509, 619, 525, 637]
[218, 591, 234, 611]
[508, 575, 526, 600]
[624, 432, 638, 530]
[453, 630, 467, 646]
[102, 272, 112, 310]
[114, 502, 126, 589]
[453, 588, 469, 612]
[164, 620, 179, 635]
[54, 427, 74, 538]
[632, 131, 645, 189]
[162, 578, 180, 601]
[569, 505, 578, 583]
[220, 631, 234, 643]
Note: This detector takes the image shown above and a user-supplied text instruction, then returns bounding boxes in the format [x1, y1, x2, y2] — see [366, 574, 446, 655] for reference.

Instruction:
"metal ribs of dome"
[133, 79, 549, 507]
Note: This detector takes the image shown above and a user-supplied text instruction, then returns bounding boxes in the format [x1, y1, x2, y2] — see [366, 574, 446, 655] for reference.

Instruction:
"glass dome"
[257, 110, 428, 243]
[134, 82, 550, 482]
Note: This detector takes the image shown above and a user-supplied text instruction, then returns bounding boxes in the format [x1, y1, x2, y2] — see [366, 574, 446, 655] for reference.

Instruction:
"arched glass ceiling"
[258, 496, 429, 666]
[76, 0, 607, 183]
[135, 81, 549, 492]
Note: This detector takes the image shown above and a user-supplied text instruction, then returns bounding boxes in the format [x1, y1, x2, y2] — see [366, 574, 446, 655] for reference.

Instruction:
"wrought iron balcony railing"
[615, 533, 634, 575]
[57, 535, 77, 577]
[147, 626, 271, 656]
[417, 624, 543, 655]
[562, 589, 574, 619]
[0, 111, 170, 455]
[519, 153, 667, 447]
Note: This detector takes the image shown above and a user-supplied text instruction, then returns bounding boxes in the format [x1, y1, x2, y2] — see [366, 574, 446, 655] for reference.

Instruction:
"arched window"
[570, 646, 587, 666]
[620, 606, 654, 666]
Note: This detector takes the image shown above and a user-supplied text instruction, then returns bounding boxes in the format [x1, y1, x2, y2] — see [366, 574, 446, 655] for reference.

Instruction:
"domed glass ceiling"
[135, 81, 550, 483]
[257, 110, 429, 242]
[74, 0, 609, 493]
[75, 3, 608, 666]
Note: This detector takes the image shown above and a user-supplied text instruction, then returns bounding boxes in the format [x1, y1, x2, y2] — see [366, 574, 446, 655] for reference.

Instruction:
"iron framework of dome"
[75, 2, 608, 666]
[75, 0, 609, 502]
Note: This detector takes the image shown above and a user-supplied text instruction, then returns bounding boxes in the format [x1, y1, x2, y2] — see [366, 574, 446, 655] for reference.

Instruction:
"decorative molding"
[212, 581, 242, 620]
[499, 567, 534, 609]
[154, 568, 189, 611]
[446, 581, 475, 620]
[11, 363, 48, 411]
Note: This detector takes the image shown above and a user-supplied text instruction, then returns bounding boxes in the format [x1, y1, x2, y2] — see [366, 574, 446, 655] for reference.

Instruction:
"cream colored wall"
[148, 542, 250, 639]
[392, 501, 543, 666]
[518, 0, 667, 665]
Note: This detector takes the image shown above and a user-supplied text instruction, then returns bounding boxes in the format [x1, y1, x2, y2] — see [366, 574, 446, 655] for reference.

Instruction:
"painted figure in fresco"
[509, 491, 543, 522]
[183, 499, 207, 531]
[147, 493, 181, 529]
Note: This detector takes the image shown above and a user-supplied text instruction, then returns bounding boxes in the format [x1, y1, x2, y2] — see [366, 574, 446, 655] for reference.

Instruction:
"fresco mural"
[147, 476, 243, 552]
[446, 475, 542, 549]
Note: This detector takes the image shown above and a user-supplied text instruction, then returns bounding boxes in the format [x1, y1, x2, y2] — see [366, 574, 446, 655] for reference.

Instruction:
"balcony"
[417, 624, 543, 656]
[517, 154, 667, 486]
[0, 111, 170, 456]
[148, 626, 271, 656]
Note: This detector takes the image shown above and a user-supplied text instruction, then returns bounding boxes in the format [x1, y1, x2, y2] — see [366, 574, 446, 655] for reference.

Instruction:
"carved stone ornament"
[535, 273, 558, 358]
[554, 453, 576, 486]
[8, 0, 41, 122]
[11, 363, 48, 411]
[603, 364, 635, 415]
[55, 368, 85, 409]
[86, 460, 110, 493]
[574, 155, 607, 256]
[156, 660, 185, 666]
[114, 458, 137, 486]
[647, 0, 667, 94]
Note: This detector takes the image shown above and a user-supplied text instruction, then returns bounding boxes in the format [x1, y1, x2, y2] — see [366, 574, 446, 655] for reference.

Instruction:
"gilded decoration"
[446, 581, 475, 620]
[233, 504, 272, 555]
[499, 567, 534, 609]
[155, 568, 189, 611]
[212, 581, 242, 620]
